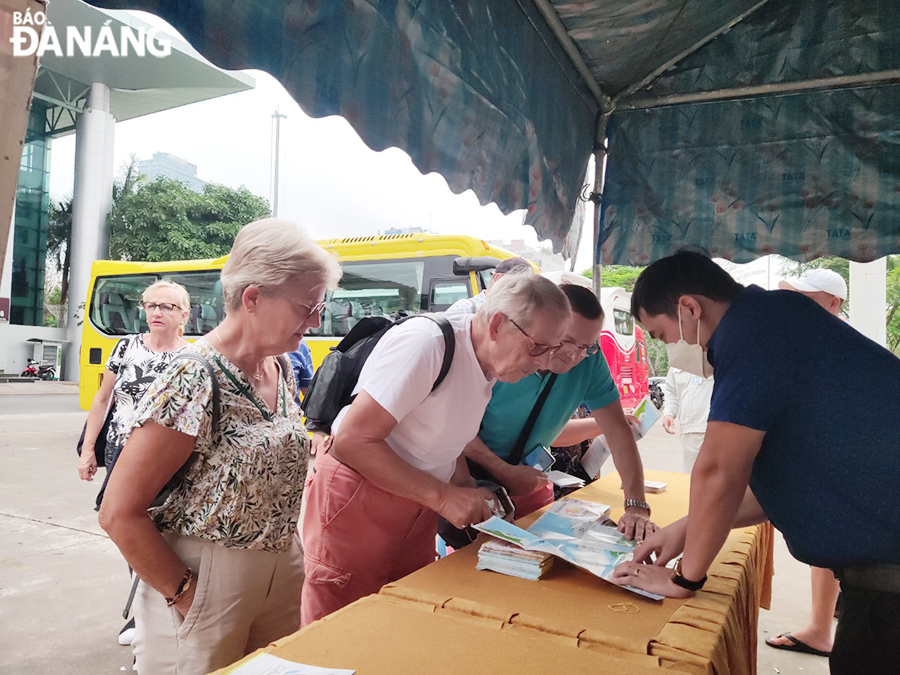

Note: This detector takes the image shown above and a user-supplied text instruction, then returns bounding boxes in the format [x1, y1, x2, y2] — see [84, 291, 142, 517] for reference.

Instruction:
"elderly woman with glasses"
[78, 280, 192, 494]
[77, 280, 192, 645]
[300, 273, 571, 626]
[99, 219, 341, 675]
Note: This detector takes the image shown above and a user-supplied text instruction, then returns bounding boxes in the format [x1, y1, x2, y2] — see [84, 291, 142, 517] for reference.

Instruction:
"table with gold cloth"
[216, 471, 774, 675]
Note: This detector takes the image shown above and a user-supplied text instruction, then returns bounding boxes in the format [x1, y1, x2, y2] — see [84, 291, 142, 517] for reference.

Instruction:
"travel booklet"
[225, 654, 355, 675]
[630, 395, 661, 439]
[474, 497, 664, 600]
[581, 395, 662, 480]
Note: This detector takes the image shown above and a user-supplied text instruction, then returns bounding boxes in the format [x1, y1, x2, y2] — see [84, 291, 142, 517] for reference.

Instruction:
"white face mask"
[665, 305, 713, 378]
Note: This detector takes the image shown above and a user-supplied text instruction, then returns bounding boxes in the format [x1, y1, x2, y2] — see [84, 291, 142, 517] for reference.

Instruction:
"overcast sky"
[47, 8, 786, 285]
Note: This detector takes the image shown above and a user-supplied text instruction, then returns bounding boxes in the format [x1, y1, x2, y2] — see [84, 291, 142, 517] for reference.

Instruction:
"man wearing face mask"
[609, 251, 900, 675]
[464, 282, 655, 540]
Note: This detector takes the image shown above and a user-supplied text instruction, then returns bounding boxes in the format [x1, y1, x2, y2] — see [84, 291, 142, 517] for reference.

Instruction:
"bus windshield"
[308, 260, 425, 337]
[89, 261, 427, 339]
[89, 270, 225, 337]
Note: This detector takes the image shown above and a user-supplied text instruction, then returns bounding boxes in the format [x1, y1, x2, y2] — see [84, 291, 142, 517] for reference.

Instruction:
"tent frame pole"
[623, 69, 900, 110]
[591, 111, 611, 298]
[613, 0, 772, 105]
[529, 0, 610, 109]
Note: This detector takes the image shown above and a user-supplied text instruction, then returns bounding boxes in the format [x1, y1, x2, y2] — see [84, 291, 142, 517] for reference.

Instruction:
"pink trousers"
[511, 481, 555, 518]
[300, 451, 437, 626]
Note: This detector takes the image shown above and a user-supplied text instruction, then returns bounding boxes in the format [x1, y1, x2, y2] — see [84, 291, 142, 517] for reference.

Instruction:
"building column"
[66, 83, 115, 382]
[849, 258, 887, 347]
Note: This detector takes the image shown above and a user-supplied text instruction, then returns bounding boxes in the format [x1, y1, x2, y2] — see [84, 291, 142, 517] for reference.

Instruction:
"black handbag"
[76, 402, 114, 468]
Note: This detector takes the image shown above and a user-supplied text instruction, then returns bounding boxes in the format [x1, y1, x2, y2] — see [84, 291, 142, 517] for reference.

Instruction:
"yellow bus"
[79, 233, 525, 409]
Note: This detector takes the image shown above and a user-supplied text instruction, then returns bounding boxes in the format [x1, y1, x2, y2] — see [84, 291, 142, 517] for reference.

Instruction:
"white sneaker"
[118, 618, 135, 646]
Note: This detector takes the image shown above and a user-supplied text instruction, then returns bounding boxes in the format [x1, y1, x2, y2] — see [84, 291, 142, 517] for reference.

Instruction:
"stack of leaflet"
[644, 480, 668, 494]
[476, 539, 554, 580]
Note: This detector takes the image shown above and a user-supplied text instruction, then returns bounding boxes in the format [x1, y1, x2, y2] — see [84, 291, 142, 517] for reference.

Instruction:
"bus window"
[430, 280, 469, 310]
[163, 270, 225, 336]
[614, 309, 634, 336]
[90, 275, 159, 335]
[310, 260, 425, 337]
[477, 268, 495, 291]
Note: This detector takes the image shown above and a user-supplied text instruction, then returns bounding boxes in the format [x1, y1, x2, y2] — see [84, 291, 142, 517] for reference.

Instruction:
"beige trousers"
[133, 531, 304, 675]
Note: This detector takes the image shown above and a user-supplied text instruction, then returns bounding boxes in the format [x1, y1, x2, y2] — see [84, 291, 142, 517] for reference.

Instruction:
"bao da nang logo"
[10, 9, 171, 57]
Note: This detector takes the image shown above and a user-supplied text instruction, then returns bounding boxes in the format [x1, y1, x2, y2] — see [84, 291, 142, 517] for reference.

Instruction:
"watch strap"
[624, 498, 651, 512]
[671, 558, 707, 592]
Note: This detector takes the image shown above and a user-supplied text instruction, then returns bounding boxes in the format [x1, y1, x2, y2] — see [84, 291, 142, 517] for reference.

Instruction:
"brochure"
[580, 435, 611, 480]
[631, 395, 660, 439]
[225, 654, 355, 675]
[474, 496, 664, 600]
[580, 396, 661, 480]
[544, 469, 585, 488]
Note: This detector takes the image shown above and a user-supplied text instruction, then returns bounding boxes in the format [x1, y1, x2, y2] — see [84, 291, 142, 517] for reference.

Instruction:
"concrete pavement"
[0, 383, 831, 674]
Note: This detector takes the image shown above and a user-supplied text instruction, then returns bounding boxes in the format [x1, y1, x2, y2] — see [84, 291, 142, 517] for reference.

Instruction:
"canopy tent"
[85, 0, 900, 270]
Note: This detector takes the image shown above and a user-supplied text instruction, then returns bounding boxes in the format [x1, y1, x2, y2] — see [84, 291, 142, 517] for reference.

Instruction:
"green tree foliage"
[46, 194, 73, 309]
[887, 260, 900, 353]
[581, 265, 643, 292]
[107, 177, 271, 262]
[581, 265, 669, 375]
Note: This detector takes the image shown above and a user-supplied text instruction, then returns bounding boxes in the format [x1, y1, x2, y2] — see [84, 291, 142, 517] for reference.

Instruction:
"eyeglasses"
[507, 317, 563, 356]
[559, 339, 601, 356]
[143, 302, 180, 314]
[268, 288, 326, 321]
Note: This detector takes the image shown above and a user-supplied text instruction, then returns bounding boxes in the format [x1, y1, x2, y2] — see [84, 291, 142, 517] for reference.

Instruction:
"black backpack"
[301, 314, 456, 433]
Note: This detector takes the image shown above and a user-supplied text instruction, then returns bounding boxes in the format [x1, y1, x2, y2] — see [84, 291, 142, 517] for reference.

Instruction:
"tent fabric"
[87, 0, 900, 265]
[627, 0, 900, 101]
[550, 0, 761, 98]
[599, 0, 900, 264]
[599, 85, 900, 265]
[88, 0, 598, 259]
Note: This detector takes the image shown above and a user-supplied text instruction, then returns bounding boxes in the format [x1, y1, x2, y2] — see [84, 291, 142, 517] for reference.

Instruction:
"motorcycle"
[20, 358, 57, 380]
[648, 379, 664, 409]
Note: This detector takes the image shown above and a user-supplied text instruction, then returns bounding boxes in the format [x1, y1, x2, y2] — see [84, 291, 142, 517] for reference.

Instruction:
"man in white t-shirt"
[662, 367, 714, 472]
[301, 274, 571, 625]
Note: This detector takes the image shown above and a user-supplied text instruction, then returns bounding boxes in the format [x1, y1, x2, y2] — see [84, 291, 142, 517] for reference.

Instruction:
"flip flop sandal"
[765, 632, 831, 657]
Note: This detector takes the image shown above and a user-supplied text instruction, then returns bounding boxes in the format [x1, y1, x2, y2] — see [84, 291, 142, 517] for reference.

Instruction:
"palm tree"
[46, 194, 73, 312]
[45, 155, 142, 315]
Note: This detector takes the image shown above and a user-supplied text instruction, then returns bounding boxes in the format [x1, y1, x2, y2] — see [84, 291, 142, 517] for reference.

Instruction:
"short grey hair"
[221, 218, 342, 311]
[477, 272, 570, 329]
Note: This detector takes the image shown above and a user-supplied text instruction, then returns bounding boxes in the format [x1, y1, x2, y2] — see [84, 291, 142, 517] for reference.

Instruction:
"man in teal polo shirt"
[464, 283, 655, 541]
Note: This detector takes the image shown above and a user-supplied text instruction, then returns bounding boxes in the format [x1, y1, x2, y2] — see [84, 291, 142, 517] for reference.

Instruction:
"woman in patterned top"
[99, 219, 341, 675]
[77, 280, 191, 495]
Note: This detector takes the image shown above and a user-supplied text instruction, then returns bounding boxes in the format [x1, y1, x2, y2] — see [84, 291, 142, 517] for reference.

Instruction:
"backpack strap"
[423, 314, 456, 392]
[392, 313, 456, 392]
[171, 353, 221, 436]
[506, 373, 558, 466]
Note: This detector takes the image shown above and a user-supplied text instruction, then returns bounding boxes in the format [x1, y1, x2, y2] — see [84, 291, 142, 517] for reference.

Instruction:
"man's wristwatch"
[671, 558, 707, 592]
[624, 498, 651, 513]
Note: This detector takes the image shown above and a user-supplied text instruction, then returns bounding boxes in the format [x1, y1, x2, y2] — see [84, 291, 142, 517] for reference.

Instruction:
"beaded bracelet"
[165, 568, 194, 607]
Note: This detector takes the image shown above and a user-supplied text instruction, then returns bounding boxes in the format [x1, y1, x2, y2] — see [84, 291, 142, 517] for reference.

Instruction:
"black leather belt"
[837, 565, 900, 593]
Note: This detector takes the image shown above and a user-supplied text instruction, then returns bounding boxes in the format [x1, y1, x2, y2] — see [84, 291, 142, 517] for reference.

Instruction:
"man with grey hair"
[301, 274, 570, 625]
